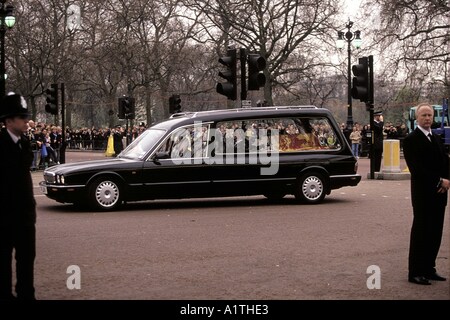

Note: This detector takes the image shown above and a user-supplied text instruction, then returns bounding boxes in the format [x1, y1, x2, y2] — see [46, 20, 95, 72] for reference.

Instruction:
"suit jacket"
[0, 128, 36, 227]
[403, 128, 449, 208]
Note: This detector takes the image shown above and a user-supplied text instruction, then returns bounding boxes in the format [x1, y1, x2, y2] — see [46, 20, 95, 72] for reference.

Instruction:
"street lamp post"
[0, 0, 15, 98]
[336, 20, 362, 131]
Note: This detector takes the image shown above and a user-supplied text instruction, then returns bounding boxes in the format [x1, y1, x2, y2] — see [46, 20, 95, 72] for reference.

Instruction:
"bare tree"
[186, 0, 342, 106]
[103, 0, 215, 122]
[9, 0, 83, 121]
[7, 0, 366, 128]
[367, 0, 450, 100]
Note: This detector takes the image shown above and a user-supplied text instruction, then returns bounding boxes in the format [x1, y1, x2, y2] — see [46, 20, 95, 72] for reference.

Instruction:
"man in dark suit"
[0, 93, 37, 300]
[403, 103, 449, 285]
[372, 111, 384, 172]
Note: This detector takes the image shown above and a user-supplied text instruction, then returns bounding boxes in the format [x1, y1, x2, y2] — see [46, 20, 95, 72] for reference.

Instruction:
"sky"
[342, 0, 365, 21]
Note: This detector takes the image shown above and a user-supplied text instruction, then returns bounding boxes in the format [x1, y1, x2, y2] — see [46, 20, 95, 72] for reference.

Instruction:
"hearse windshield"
[119, 129, 166, 160]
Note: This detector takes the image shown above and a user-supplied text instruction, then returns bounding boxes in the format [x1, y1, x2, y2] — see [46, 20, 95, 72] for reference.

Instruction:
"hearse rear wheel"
[295, 172, 326, 204]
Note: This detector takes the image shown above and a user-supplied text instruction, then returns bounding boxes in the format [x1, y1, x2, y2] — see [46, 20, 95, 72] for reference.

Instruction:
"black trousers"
[0, 224, 36, 300]
[408, 203, 446, 277]
[373, 146, 383, 172]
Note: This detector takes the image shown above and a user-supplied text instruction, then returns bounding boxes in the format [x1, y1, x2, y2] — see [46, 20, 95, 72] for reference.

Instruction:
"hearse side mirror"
[153, 151, 170, 164]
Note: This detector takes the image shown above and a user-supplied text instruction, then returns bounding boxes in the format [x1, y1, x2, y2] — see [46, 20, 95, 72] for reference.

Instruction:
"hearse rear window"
[215, 117, 341, 153]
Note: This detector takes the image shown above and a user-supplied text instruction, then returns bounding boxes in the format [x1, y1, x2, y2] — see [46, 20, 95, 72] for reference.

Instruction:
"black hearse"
[40, 106, 361, 210]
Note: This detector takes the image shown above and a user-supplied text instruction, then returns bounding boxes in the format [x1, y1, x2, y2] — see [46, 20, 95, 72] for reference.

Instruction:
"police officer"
[113, 125, 124, 156]
[372, 110, 384, 172]
[0, 93, 36, 300]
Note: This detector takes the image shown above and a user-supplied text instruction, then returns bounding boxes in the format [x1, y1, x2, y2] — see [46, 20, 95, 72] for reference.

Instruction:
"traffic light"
[169, 94, 181, 114]
[216, 49, 237, 100]
[118, 96, 135, 119]
[247, 53, 266, 90]
[126, 97, 135, 119]
[351, 57, 369, 102]
[45, 83, 59, 115]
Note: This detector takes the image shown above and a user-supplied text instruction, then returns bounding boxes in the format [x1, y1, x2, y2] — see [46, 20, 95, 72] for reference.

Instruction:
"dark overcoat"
[0, 128, 36, 227]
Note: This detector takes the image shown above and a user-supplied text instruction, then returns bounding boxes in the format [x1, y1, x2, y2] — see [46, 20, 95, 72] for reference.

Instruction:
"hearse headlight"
[56, 174, 65, 184]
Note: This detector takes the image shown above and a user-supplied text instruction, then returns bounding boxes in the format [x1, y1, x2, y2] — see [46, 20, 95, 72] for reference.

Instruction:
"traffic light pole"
[368, 105, 374, 180]
[240, 48, 247, 101]
[126, 119, 129, 146]
[351, 54, 375, 178]
[60, 83, 66, 164]
[346, 38, 353, 129]
[368, 55, 374, 179]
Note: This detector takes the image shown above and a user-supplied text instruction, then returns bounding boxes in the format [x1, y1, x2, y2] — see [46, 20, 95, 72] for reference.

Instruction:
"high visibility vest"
[105, 134, 115, 157]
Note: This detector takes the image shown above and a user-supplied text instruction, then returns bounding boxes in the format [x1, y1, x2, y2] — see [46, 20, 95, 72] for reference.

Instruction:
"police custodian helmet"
[0, 92, 30, 120]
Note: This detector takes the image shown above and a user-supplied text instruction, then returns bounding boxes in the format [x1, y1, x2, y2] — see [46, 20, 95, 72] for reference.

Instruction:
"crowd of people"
[15, 121, 148, 170]
[342, 118, 410, 159]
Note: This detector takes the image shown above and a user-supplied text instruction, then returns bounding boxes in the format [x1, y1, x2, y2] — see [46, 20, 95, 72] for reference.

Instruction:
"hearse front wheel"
[88, 177, 122, 211]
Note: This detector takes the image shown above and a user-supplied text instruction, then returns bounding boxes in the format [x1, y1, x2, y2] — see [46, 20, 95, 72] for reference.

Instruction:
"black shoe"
[408, 276, 431, 285]
[426, 273, 447, 281]
[0, 294, 17, 301]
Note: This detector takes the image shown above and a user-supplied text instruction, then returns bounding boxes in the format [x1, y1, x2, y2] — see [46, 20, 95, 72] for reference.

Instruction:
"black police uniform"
[113, 128, 124, 155]
[372, 114, 384, 172]
[0, 94, 36, 300]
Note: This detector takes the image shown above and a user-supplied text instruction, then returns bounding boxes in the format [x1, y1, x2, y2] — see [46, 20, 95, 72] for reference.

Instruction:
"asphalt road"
[30, 151, 449, 300]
